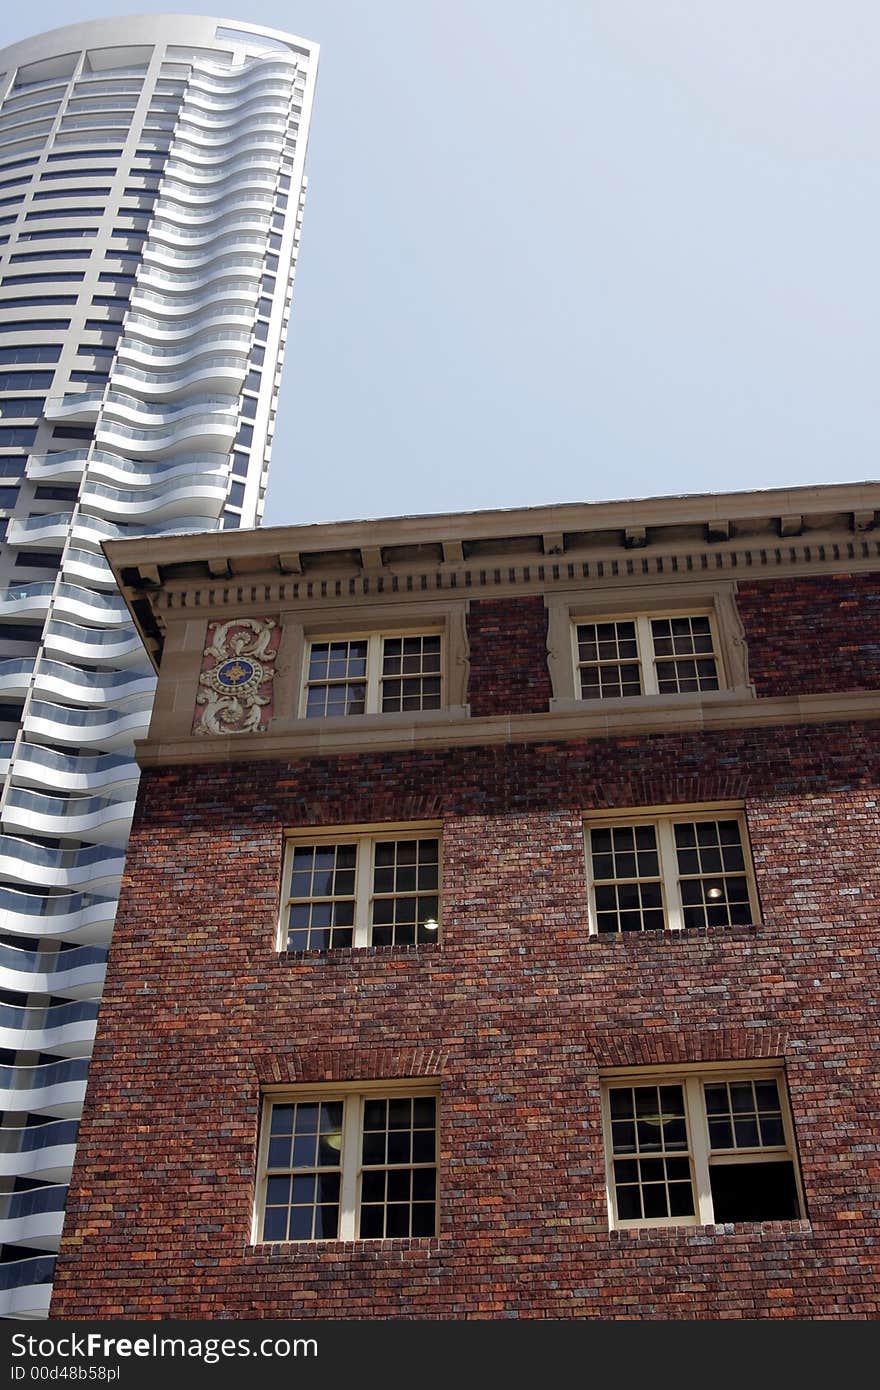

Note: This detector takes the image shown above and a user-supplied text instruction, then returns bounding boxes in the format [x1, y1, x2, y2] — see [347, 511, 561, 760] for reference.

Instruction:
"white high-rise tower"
[0, 15, 318, 1317]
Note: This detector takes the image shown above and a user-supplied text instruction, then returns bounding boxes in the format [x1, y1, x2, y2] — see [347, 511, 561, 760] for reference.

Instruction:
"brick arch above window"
[589, 1027, 791, 1071]
[252, 1046, 449, 1086]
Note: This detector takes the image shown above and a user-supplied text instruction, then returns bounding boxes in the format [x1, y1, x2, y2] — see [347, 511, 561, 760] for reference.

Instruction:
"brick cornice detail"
[253, 1047, 449, 1085]
[590, 1028, 790, 1069]
[275, 792, 444, 825]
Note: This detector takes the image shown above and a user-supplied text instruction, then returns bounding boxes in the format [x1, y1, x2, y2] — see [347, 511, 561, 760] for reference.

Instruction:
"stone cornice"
[103, 481, 879, 667]
[134, 688, 880, 770]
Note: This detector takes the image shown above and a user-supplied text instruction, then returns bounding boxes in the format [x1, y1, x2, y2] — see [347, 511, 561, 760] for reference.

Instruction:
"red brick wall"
[466, 596, 552, 715]
[51, 722, 880, 1319]
[737, 573, 880, 696]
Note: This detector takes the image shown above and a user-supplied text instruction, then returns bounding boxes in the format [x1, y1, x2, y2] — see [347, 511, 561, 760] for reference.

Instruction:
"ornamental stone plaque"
[193, 616, 281, 735]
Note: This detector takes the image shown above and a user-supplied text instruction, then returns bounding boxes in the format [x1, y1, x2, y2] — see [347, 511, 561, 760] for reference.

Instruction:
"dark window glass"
[235, 424, 253, 448]
[227, 481, 245, 508]
[0, 622, 42, 642]
[257, 297, 273, 318]
[0, 345, 61, 364]
[39, 168, 114, 181]
[708, 1162, 800, 1223]
[68, 370, 108, 385]
[0, 456, 27, 477]
[1, 273, 85, 285]
[84, 319, 122, 332]
[231, 451, 249, 477]
[16, 228, 97, 241]
[0, 320, 71, 333]
[50, 426, 93, 441]
[46, 150, 122, 161]
[0, 398, 44, 417]
[15, 552, 59, 568]
[90, 296, 130, 307]
[0, 296, 77, 306]
[33, 486, 78, 501]
[240, 395, 257, 419]
[0, 426, 37, 446]
[32, 188, 111, 200]
[25, 208, 102, 221]
[0, 486, 19, 506]
[0, 372, 53, 390]
[10, 250, 91, 263]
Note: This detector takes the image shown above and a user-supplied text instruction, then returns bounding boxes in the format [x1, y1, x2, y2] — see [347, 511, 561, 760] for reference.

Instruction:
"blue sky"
[2, 2, 878, 525]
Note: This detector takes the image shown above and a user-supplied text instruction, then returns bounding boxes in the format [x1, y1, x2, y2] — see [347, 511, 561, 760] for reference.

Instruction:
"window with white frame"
[256, 1086, 438, 1242]
[280, 828, 441, 950]
[602, 1067, 803, 1229]
[584, 809, 758, 934]
[302, 631, 442, 717]
[574, 613, 720, 700]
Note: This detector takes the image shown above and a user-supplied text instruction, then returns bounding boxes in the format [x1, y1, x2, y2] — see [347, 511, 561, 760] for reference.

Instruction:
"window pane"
[708, 1160, 800, 1222]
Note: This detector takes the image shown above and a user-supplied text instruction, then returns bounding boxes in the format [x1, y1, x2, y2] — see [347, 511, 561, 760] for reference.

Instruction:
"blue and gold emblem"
[216, 658, 256, 688]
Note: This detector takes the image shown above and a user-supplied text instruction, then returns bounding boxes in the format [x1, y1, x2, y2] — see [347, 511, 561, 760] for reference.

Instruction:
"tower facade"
[0, 15, 318, 1317]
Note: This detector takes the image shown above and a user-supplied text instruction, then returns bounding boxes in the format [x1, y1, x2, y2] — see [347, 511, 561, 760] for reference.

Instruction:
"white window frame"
[601, 1063, 804, 1230]
[584, 804, 760, 935]
[278, 822, 442, 951]
[545, 584, 754, 711]
[571, 609, 722, 700]
[253, 1080, 440, 1244]
[299, 627, 444, 718]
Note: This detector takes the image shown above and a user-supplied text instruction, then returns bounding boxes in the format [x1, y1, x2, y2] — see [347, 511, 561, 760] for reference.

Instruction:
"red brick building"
[51, 482, 879, 1319]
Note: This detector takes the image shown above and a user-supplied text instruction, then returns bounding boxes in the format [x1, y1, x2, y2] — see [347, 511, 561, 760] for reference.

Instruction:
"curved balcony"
[188, 59, 298, 96]
[42, 619, 145, 668]
[164, 143, 284, 177]
[144, 234, 270, 270]
[0, 1120, 79, 1183]
[0, 941, 107, 998]
[85, 450, 230, 488]
[161, 170, 278, 202]
[137, 258, 263, 294]
[44, 393, 102, 424]
[60, 548, 115, 590]
[149, 213, 270, 244]
[54, 583, 129, 627]
[165, 135, 286, 172]
[124, 306, 256, 340]
[0, 1258, 54, 1319]
[33, 659, 155, 707]
[184, 82, 293, 116]
[117, 329, 252, 360]
[0, 1184, 68, 1251]
[10, 744, 138, 795]
[151, 190, 274, 225]
[24, 699, 149, 752]
[0, 836, 124, 892]
[0, 657, 35, 699]
[0, 1058, 89, 1117]
[0, 583, 54, 622]
[111, 355, 247, 399]
[172, 121, 286, 153]
[95, 410, 238, 459]
[6, 514, 70, 551]
[81, 475, 228, 523]
[0, 999, 97, 1057]
[25, 451, 88, 484]
[0, 881, 118, 940]
[131, 279, 259, 313]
